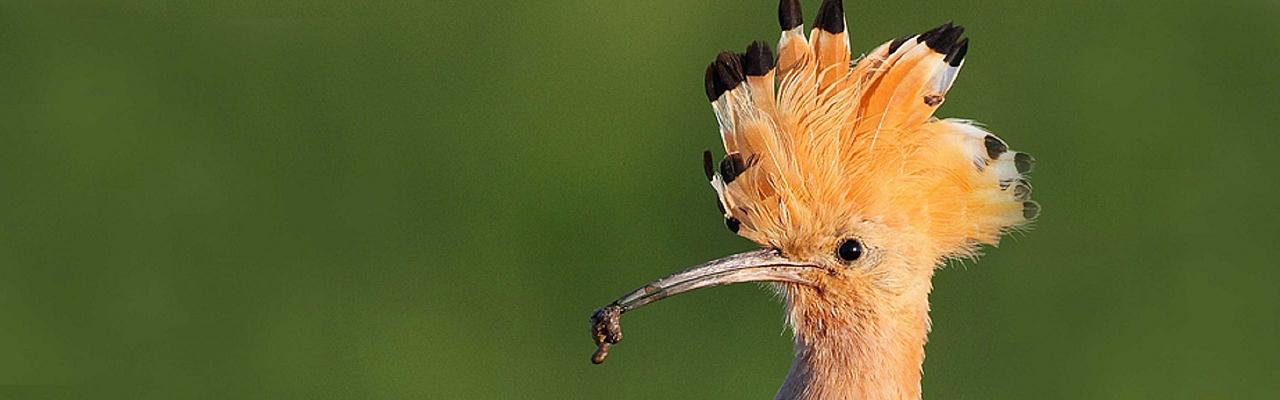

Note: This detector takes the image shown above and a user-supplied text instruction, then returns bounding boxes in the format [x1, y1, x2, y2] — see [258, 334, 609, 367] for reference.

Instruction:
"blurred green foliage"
[2, 0, 1278, 398]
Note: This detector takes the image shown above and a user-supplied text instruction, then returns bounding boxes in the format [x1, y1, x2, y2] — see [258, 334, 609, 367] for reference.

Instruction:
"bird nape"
[589, 0, 1037, 399]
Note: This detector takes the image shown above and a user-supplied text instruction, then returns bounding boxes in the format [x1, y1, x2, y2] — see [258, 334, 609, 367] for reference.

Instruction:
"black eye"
[837, 239, 863, 262]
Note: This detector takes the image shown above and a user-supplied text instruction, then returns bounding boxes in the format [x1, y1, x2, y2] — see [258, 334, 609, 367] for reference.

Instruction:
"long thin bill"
[589, 249, 825, 364]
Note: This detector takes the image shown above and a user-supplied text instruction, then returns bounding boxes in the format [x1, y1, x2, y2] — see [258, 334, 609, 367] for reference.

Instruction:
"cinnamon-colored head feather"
[704, 8, 1035, 267]
[694, 2, 1038, 398]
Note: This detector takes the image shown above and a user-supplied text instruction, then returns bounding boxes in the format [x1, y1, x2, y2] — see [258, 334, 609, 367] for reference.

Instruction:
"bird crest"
[703, 0, 1037, 261]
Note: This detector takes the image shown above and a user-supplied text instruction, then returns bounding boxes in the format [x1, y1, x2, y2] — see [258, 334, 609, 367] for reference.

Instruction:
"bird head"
[590, 0, 1037, 365]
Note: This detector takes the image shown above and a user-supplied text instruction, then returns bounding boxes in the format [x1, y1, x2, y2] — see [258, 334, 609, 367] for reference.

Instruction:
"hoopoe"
[591, 0, 1037, 398]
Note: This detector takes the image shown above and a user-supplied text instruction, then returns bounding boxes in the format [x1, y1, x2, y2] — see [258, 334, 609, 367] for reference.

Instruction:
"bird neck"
[775, 279, 934, 400]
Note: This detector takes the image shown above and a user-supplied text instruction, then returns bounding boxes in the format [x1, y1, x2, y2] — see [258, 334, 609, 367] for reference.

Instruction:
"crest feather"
[703, 1, 1035, 254]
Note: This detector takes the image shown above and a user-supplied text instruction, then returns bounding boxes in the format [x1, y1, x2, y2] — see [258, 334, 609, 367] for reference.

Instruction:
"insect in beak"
[589, 249, 826, 364]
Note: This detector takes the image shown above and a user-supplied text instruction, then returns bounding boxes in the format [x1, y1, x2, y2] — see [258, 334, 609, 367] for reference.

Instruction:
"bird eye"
[837, 239, 863, 262]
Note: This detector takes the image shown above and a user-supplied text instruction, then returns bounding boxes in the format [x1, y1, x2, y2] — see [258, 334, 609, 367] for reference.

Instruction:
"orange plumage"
[590, 1, 1038, 398]
[702, 1, 1037, 398]
[706, 15, 1034, 263]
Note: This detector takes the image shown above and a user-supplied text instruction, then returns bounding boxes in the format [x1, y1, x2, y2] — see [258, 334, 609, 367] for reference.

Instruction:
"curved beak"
[589, 249, 825, 364]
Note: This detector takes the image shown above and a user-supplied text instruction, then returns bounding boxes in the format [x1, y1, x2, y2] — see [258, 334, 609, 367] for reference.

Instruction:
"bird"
[589, 0, 1037, 399]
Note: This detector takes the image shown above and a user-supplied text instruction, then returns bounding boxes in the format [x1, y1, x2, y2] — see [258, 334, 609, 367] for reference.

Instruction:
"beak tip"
[585, 249, 820, 365]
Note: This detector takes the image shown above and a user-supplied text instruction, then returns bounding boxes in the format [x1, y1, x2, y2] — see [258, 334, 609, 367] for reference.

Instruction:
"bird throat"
[775, 282, 934, 400]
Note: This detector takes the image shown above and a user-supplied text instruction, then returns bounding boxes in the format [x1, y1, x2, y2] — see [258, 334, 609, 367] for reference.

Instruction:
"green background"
[3, 0, 1278, 398]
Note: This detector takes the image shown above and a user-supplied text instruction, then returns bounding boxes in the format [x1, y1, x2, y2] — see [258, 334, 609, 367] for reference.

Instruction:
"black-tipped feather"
[778, 0, 803, 31]
[704, 52, 746, 101]
[703, 65, 718, 102]
[1014, 153, 1035, 173]
[719, 153, 748, 184]
[917, 22, 950, 44]
[813, 0, 845, 33]
[1022, 201, 1041, 219]
[945, 37, 969, 67]
[744, 41, 775, 76]
[725, 217, 742, 233]
[888, 34, 913, 54]
[702, 150, 716, 181]
[923, 23, 965, 53]
[983, 135, 1008, 159]
[1012, 183, 1032, 201]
